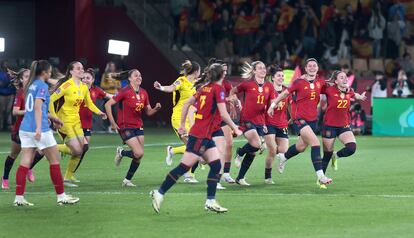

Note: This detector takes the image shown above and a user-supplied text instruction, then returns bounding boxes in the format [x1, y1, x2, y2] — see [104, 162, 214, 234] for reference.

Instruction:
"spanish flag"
[198, 0, 215, 21]
[277, 4, 296, 32]
[352, 38, 373, 58]
[179, 9, 188, 33]
[234, 15, 261, 35]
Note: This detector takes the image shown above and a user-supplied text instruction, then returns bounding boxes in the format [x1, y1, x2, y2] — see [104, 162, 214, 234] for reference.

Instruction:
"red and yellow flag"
[198, 0, 215, 21]
[352, 38, 373, 58]
[277, 4, 296, 31]
[234, 15, 261, 35]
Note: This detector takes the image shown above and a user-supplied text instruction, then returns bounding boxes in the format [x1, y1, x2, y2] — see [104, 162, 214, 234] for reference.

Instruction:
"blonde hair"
[241, 61, 263, 79]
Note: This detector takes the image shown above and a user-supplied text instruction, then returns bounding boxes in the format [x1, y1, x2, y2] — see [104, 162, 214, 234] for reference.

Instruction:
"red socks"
[16, 166, 29, 195]
[49, 164, 64, 195]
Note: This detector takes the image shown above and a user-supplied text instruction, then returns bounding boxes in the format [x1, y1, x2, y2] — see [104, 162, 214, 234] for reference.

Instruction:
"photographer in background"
[350, 103, 367, 135]
[0, 60, 16, 131]
[366, 71, 388, 114]
[391, 69, 413, 98]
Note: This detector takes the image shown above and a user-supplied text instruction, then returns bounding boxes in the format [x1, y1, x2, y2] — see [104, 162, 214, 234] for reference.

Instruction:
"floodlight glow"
[0, 38, 4, 52]
[108, 39, 129, 56]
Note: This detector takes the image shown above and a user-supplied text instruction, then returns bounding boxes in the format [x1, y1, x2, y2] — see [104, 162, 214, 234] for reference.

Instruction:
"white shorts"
[19, 130, 57, 150]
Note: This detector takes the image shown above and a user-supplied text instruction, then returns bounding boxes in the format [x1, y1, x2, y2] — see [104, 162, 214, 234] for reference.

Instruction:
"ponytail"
[52, 61, 78, 93]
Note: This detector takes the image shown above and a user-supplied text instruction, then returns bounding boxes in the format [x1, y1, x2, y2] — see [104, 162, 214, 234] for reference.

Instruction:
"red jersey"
[288, 77, 326, 121]
[113, 86, 149, 129]
[80, 86, 106, 129]
[12, 89, 25, 134]
[189, 83, 225, 139]
[222, 80, 232, 96]
[266, 86, 291, 128]
[323, 86, 355, 127]
[236, 80, 275, 125]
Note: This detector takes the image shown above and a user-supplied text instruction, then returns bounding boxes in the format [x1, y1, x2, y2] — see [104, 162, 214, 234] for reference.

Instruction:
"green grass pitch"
[0, 128, 413, 238]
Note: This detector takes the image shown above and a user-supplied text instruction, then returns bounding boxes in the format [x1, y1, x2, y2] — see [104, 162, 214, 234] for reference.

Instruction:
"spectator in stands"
[170, 0, 192, 51]
[387, 12, 406, 59]
[212, 9, 234, 60]
[367, 71, 388, 113]
[0, 60, 16, 131]
[342, 64, 357, 90]
[275, 43, 290, 63]
[391, 69, 413, 97]
[101, 61, 121, 133]
[322, 48, 339, 70]
[368, 2, 386, 58]
[398, 52, 414, 77]
[350, 103, 366, 135]
[301, 6, 319, 57]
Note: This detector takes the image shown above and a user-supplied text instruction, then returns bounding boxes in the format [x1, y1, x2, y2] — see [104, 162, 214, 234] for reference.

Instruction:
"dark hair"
[52, 61, 79, 93]
[193, 63, 224, 89]
[85, 68, 96, 79]
[110, 69, 138, 81]
[26, 60, 51, 94]
[9, 68, 30, 89]
[180, 60, 200, 76]
[305, 58, 318, 66]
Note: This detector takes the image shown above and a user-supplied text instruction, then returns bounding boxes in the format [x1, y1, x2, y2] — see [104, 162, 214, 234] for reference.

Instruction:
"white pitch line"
[0, 139, 248, 154]
[1, 191, 414, 199]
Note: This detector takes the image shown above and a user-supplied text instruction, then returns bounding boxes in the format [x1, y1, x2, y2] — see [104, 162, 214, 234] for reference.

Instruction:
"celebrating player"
[268, 58, 333, 186]
[154, 60, 201, 183]
[74, 68, 113, 173]
[13, 60, 79, 206]
[263, 65, 290, 184]
[150, 63, 242, 214]
[49, 61, 107, 187]
[230, 61, 275, 186]
[321, 70, 366, 174]
[106, 69, 161, 187]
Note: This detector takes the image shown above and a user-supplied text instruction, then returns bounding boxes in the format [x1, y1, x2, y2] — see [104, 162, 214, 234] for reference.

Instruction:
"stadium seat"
[352, 58, 368, 73]
[339, 58, 351, 67]
[369, 58, 384, 72]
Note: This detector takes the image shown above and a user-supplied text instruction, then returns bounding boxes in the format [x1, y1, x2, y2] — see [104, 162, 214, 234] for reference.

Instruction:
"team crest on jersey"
[340, 93, 345, 99]
[39, 88, 46, 97]
[264, 87, 269, 93]
[220, 91, 225, 100]
[309, 83, 315, 89]
[316, 82, 321, 88]
[56, 88, 61, 94]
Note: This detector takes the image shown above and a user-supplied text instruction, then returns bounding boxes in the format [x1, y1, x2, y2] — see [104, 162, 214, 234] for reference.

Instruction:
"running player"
[230, 61, 276, 186]
[154, 60, 200, 183]
[49, 61, 107, 187]
[2, 69, 44, 189]
[263, 65, 290, 184]
[268, 58, 332, 186]
[106, 69, 161, 187]
[150, 63, 242, 214]
[74, 68, 113, 173]
[14, 60, 79, 206]
[321, 70, 366, 174]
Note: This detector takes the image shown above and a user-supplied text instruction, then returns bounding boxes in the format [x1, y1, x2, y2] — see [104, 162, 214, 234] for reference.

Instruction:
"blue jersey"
[20, 79, 51, 132]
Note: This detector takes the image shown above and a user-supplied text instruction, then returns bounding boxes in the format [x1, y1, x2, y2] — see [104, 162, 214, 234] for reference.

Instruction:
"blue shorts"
[292, 119, 317, 135]
[266, 125, 289, 139]
[186, 135, 216, 156]
[240, 121, 264, 136]
[322, 125, 352, 138]
[118, 128, 144, 142]
[83, 128, 92, 137]
[11, 132, 21, 145]
[212, 128, 224, 137]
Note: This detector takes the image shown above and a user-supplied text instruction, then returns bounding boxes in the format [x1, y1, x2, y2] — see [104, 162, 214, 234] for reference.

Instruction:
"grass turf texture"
[0, 128, 413, 238]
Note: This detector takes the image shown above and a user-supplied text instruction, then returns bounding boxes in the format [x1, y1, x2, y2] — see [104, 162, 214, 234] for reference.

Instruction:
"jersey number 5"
[310, 91, 316, 100]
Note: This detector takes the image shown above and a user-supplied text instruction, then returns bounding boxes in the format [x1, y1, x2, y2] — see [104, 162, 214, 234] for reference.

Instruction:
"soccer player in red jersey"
[150, 63, 242, 214]
[71, 68, 113, 174]
[263, 65, 291, 184]
[1, 69, 44, 189]
[105, 69, 161, 187]
[268, 58, 332, 186]
[207, 58, 238, 185]
[230, 61, 276, 186]
[321, 70, 366, 173]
